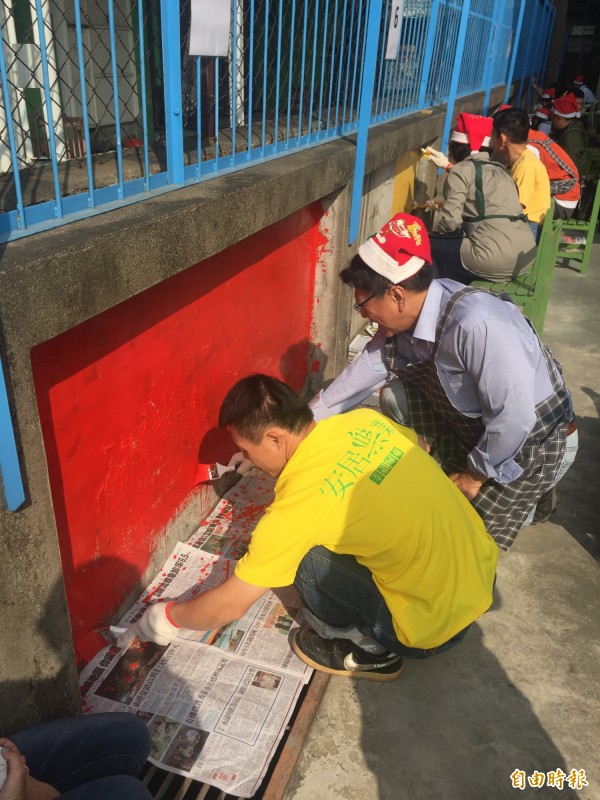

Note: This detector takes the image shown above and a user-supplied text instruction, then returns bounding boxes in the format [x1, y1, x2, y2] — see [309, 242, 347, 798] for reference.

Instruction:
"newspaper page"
[117, 542, 310, 681]
[187, 470, 275, 557]
[80, 475, 312, 797]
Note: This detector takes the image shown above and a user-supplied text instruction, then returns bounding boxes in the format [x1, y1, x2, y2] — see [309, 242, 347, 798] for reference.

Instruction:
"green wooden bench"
[470, 201, 562, 334]
[555, 178, 600, 275]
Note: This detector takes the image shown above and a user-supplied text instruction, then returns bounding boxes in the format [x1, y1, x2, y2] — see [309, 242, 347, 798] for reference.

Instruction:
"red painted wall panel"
[31, 203, 324, 652]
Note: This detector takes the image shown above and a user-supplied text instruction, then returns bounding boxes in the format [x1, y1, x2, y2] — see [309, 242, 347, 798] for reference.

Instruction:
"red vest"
[527, 130, 580, 204]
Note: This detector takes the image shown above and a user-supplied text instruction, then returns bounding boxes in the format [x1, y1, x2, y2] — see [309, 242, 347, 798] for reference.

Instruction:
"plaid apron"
[386, 286, 573, 550]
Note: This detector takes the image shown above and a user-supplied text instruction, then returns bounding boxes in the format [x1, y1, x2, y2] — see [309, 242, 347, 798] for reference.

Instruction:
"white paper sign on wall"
[385, 1, 404, 60]
[189, 0, 232, 57]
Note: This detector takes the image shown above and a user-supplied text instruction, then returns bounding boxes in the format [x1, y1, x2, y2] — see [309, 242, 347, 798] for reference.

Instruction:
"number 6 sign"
[385, 1, 404, 60]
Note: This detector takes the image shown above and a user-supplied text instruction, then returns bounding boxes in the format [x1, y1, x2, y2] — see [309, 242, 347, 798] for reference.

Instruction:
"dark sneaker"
[532, 487, 557, 524]
[292, 628, 403, 681]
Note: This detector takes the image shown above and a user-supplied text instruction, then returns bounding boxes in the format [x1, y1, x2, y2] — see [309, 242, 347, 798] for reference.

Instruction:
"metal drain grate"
[143, 672, 329, 800]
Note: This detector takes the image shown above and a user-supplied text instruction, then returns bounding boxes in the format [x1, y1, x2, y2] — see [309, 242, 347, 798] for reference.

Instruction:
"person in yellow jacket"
[491, 107, 551, 241]
[117, 374, 498, 682]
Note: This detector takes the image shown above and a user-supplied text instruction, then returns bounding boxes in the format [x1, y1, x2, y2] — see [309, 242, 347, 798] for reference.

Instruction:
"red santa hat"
[450, 112, 493, 153]
[535, 107, 551, 120]
[573, 75, 584, 85]
[358, 213, 431, 283]
[496, 104, 512, 112]
[552, 93, 580, 119]
[541, 87, 556, 99]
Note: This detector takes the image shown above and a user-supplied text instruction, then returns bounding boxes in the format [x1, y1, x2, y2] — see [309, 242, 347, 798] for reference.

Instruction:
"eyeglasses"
[353, 293, 376, 312]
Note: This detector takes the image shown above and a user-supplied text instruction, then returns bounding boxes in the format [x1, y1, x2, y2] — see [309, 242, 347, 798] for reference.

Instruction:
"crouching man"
[118, 375, 497, 681]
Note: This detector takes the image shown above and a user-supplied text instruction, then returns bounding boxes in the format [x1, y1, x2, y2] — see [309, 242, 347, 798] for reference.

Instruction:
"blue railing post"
[348, 0, 384, 245]
[440, 0, 472, 154]
[34, 0, 63, 219]
[482, 0, 507, 114]
[531, 0, 546, 104]
[539, 2, 556, 89]
[417, 0, 442, 109]
[108, 0, 125, 198]
[527, 0, 547, 110]
[160, 0, 184, 184]
[74, 0, 96, 206]
[0, 36, 26, 229]
[536, 0, 553, 90]
[136, 0, 151, 190]
[518, 0, 539, 107]
[0, 358, 25, 511]
[503, 0, 527, 105]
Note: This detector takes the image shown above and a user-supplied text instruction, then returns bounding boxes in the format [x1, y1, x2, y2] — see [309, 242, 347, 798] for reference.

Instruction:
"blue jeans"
[294, 546, 470, 659]
[11, 712, 152, 800]
[522, 427, 579, 526]
[429, 234, 477, 285]
[529, 220, 540, 241]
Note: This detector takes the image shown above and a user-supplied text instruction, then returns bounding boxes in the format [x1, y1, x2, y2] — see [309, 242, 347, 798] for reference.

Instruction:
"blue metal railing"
[0, 0, 555, 243]
[0, 0, 557, 511]
[457, 0, 493, 96]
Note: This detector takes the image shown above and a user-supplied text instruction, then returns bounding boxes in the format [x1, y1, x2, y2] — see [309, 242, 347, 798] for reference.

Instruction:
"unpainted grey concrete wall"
[0, 85, 508, 732]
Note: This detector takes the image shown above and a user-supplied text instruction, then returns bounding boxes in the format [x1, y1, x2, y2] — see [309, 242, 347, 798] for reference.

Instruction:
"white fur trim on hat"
[450, 130, 469, 143]
[357, 238, 426, 283]
[552, 108, 578, 119]
[469, 136, 490, 154]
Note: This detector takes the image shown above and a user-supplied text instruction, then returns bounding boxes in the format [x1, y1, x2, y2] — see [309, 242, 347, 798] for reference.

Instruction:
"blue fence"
[0, 0, 555, 245]
[0, 0, 556, 511]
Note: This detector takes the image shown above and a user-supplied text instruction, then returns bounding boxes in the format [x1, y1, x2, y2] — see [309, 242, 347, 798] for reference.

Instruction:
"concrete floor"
[283, 247, 600, 800]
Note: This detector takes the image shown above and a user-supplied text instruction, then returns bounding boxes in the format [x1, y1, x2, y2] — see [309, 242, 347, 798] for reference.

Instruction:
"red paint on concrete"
[31, 204, 324, 653]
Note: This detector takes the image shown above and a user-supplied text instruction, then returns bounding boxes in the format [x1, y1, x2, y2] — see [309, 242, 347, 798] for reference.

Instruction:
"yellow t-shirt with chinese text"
[511, 147, 551, 224]
[235, 409, 498, 649]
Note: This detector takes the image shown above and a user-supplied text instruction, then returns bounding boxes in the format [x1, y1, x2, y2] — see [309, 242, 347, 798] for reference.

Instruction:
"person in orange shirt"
[526, 128, 580, 218]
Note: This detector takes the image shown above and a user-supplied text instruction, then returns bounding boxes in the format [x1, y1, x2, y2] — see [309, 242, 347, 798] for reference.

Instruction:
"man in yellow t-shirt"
[492, 107, 551, 240]
[117, 375, 497, 682]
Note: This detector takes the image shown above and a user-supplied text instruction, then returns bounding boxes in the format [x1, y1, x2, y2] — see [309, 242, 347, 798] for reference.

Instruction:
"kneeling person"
[118, 375, 497, 681]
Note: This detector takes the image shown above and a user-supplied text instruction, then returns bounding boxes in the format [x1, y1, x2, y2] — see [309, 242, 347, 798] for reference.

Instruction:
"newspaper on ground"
[348, 331, 374, 365]
[79, 473, 312, 798]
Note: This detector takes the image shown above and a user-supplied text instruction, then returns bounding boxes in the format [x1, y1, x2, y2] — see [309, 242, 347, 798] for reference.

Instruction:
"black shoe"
[532, 487, 557, 524]
[292, 628, 403, 681]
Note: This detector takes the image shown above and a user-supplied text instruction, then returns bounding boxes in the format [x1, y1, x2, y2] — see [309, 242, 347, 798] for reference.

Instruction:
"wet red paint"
[31, 203, 325, 654]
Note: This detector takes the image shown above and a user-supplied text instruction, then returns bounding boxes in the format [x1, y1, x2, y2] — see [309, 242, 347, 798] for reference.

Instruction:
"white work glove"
[425, 147, 450, 170]
[116, 602, 181, 649]
[227, 451, 254, 475]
